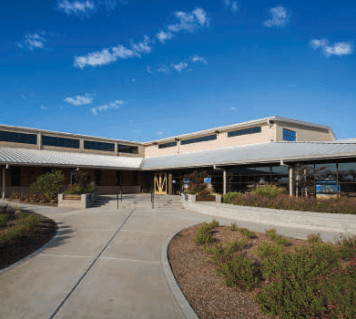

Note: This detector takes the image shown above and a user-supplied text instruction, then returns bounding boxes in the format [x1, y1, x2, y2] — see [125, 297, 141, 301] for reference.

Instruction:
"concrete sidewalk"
[0, 202, 213, 319]
[1, 196, 355, 319]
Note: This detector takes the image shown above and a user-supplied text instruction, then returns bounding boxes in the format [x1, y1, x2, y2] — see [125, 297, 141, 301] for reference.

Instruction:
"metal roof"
[0, 147, 143, 170]
[1, 140, 356, 171]
[143, 141, 356, 170]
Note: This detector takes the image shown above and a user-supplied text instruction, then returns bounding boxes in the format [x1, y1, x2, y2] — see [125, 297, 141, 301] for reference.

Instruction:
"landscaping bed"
[0, 205, 57, 269]
[168, 222, 355, 319]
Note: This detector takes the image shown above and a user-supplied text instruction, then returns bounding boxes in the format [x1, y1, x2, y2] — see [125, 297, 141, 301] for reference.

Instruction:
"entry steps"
[91, 194, 184, 209]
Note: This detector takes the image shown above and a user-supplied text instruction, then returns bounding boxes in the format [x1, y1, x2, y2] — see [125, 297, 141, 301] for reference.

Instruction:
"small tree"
[30, 170, 65, 199]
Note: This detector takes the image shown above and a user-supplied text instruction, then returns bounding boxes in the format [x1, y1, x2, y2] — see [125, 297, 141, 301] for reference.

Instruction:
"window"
[95, 170, 101, 186]
[0, 130, 37, 145]
[118, 144, 138, 154]
[283, 128, 296, 141]
[84, 140, 115, 152]
[158, 141, 177, 149]
[42, 135, 79, 149]
[11, 167, 21, 186]
[181, 134, 217, 145]
[228, 126, 261, 138]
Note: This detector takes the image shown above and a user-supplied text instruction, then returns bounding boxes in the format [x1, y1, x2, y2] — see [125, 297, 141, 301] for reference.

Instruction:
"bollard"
[116, 193, 119, 209]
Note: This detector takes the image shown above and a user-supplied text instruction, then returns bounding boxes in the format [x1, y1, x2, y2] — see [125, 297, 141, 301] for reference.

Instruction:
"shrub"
[238, 227, 255, 238]
[265, 228, 290, 246]
[251, 185, 285, 198]
[229, 222, 238, 231]
[0, 213, 40, 244]
[256, 243, 345, 318]
[63, 184, 94, 195]
[0, 214, 8, 222]
[255, 242, 286, 259]
[30, 170, 65, 200]
[193, 223, 214, 246]
[209, 219, 219, 228]
[307, 233, 322, 243]
[207, 242, 260, 290]
[337, 235, 356, 260]
[223, 192, 242, 204]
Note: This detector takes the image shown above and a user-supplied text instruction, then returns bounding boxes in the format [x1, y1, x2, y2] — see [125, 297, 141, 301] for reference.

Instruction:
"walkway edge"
[161, 224, 200, 319]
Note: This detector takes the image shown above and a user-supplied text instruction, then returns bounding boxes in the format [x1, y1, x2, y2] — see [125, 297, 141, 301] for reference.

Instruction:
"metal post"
[223, 169, 227, 195]
[151, 188, 154, 209]
[116, 193, 119, 209]
[288, 166, 295, 196]
[120, 188, 122, 202]
[2, 167, 5, 200]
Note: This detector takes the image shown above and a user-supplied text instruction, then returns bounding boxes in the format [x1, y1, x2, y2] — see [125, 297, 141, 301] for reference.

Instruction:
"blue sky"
[1, 0, 355, 141]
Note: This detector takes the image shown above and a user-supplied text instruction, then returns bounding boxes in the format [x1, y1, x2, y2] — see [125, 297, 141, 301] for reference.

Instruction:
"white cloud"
[91, 100, 124, 115]
[264, 6, 289, 28]
[18, 33, 46, 50]
[64, 94, 94, 105]
[172, 62, 189, 72]
[224, 0, 238, 13]
[146, 66, 153, 74]
[157, 131, 163, 135]
[156, 30, 173, 43]
[229, 106, 237, 111]
[191, 54, 207, 64]
[310, 39, 353, 57]
[74, 36, 151, 68]
[310, 39, 328, 50]
[168, 8, 209, 33]
[58, 0, 95, 15]
[157, 64, 170, 73]
[40, 105, 49, 111]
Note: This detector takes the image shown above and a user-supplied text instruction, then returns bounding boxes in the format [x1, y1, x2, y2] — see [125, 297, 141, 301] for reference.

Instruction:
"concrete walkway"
[0, 199, 214, 319]
[1, 195, 355, 319]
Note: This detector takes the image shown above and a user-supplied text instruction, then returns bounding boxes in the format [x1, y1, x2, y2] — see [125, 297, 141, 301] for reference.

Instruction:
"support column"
[288, 166, 295, 196]
[223, 169, 227, 195]
[168, 173, 173, 195]
[2, 167, 6, 200]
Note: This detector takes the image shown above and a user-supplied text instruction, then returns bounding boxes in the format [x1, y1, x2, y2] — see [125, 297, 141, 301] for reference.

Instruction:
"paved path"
[1, 195, 355, 318]
[0, 199, 215, 319]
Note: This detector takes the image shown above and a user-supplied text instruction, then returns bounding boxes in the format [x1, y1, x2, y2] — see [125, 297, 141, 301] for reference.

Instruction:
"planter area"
[196, 194, 216, 202]
[58, 191, 97, 209]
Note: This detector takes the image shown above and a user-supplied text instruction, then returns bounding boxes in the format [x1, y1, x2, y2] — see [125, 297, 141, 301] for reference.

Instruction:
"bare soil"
[168, 224, 309, 319]
[0, 211, 57, 269]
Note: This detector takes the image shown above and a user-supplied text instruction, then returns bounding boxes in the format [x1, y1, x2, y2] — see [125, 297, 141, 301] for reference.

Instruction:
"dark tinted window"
[158, 141, 177, 149]
[118, 144, 138, 154]
[11, 166, 21, 186]
[181, 134, 217, 145]
[42, 135, 79, 149]
[228, 126, 261, 137]
[0, 130, 37, 145]
[84, 140, 115, 152]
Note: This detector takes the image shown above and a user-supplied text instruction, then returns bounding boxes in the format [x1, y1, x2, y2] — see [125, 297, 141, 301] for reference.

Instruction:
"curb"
[161, 224, 201, 319]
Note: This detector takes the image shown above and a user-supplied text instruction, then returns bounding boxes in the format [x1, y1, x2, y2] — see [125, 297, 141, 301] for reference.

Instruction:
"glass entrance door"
[154, 173, 167, 194]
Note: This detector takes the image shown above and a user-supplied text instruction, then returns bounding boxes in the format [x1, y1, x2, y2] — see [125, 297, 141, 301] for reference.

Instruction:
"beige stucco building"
[1, 116, 355, 198]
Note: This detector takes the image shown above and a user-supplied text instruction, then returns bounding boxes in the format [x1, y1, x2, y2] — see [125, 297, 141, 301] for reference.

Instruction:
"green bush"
[337, 235, 356, 260]
[238, 227, 255, 238]
[207, 242, 260, 290]
[307, 233, 322, 243]
[255, 242, 286, 259]
[0, 214, 8, 222]
[223, 192, 242, 204]
[256, 243, 347, 318]
[63, 184, 94, 194]
[193, 223, 214, 246]
[265, 228, 290, 246]
[251, 185, 285, 198]
[30, 170, 65, 200]
[229, 222, 238, 231]
[0, 213, 40, 244]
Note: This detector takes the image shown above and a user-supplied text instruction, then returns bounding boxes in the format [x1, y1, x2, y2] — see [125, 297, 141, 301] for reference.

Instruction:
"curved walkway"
[0, 196, 355, 319]
[0, 199, 214, 319]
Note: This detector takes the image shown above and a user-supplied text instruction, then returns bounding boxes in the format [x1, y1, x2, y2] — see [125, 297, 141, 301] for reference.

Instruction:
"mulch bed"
[0, 211, 57, 270]
[168, 224, 309, 319]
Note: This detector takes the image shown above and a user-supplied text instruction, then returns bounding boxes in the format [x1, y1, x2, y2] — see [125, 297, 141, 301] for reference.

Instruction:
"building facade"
[1, 116, 355, 198]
